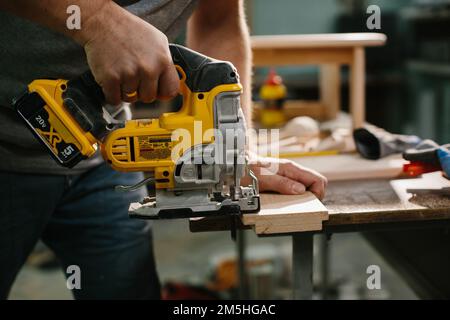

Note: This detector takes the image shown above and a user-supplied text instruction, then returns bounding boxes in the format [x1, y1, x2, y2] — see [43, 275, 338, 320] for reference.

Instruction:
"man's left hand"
[242, 157, 328, 200]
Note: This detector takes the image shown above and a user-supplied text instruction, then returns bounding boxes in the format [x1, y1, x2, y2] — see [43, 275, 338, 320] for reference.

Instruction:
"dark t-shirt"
[0, 0, 197, 174]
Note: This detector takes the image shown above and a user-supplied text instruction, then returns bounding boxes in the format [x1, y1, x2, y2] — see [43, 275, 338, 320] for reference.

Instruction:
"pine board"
[241, 192, 328, 235]
[292, 153, 405, 182]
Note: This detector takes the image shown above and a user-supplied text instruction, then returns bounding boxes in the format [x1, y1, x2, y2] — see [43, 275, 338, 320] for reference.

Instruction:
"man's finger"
[101, 77, 121, 105]
[120, 67, 139, 102]
[259, 174, 306, 195]
[157, 65, 179, 100]
[278, 161, 320, 185]
[308, 178, 327, 200]
[138, 72, 158, 103]
[121, 76, 140, 103]
[278, 162, 327, 199]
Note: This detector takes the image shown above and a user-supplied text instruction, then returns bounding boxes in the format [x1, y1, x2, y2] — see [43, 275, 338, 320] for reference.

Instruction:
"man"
[0, 0, 327, 299]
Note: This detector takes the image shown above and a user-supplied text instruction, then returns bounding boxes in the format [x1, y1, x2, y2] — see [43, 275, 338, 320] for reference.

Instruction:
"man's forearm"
[186, 0, 252, 123]
[1, 1, 179, 104]
[0, 0, 121, 45]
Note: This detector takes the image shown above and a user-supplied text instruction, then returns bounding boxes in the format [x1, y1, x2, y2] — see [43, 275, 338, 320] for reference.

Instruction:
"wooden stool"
[252, 33, 387, 129]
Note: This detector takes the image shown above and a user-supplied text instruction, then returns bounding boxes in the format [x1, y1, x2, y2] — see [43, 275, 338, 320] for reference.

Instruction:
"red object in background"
[265, 68, 283, 86]
[162, 282, 220, 300]
[403, 161, 442, 177]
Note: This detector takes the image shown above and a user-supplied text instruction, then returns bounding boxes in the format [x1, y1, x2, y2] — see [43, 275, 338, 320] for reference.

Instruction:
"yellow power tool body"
[13, 44, 260, 219]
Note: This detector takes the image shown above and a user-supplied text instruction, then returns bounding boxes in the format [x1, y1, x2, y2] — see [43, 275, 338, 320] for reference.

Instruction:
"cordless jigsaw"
[13, 44, 260, 219]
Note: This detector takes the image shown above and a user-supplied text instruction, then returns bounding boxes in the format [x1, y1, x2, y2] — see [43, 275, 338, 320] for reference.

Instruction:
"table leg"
[319, 234, 330, 299]
[320, 64, 341, 120]
[350, 46, 366, 129]
[237, 229, 248, 299]
[292, 233, 314, 300]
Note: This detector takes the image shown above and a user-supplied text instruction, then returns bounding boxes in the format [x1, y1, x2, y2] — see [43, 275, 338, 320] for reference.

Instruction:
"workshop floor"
[9, 219, 418, 300]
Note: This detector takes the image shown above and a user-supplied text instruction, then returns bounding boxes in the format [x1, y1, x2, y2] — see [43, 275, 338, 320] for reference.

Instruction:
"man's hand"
[0, 0, 179, 105]
[242, 157, 328, 200]
[80, 2, 179, 105]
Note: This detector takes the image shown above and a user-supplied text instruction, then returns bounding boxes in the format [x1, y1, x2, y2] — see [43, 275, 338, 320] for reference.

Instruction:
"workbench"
[190, 168, 450, 299]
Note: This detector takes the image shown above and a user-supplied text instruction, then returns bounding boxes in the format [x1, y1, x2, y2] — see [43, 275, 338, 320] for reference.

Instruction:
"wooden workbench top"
[324, 172, 450, 228]
[251, 33, 387, 49]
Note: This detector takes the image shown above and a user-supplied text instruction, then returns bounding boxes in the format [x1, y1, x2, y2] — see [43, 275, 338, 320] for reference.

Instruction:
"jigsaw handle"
[58, 44, 227, 140]
[72, 44, 239, 105]
[69, 44, 241, 123]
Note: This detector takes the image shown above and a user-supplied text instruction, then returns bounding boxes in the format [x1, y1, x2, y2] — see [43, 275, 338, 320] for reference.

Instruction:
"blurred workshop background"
[248, 0, 449, 143]
[11, 0, 450, 299]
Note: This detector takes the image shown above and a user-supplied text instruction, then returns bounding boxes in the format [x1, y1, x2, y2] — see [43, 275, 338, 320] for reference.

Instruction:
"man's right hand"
[76, 2, 179, 105]
[0, 0, 180, 105]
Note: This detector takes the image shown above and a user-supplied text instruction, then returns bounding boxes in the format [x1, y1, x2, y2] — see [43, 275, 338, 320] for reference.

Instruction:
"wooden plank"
[241, 192, 328, 235]
[291, 153, 405, 182]
[251, 33, 387, 49]
[253, 47, 354, 67]
[254, 220, 323, 234]
[244, 193, 326, 221]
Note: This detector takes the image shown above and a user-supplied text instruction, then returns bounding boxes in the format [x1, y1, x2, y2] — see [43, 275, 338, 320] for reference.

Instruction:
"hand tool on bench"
[402, 140, 450, 178]
[402, 140, 450, 195]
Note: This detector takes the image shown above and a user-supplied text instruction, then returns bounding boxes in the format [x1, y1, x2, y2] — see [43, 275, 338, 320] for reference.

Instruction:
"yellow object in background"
[260, 109, 286, 128]
[259, 68, 287, 128]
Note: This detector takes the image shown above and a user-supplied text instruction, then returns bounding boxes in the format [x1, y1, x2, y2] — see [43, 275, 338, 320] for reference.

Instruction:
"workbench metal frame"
[280, 218, 450, 299]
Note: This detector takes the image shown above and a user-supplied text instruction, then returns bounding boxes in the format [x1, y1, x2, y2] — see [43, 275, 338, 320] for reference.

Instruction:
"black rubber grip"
[63, 71, 109, 140]
[169, 44, 239, 92]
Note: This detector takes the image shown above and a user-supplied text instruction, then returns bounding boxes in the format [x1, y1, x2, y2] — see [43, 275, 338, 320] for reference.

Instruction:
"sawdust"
[409, 194, 450, 209]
